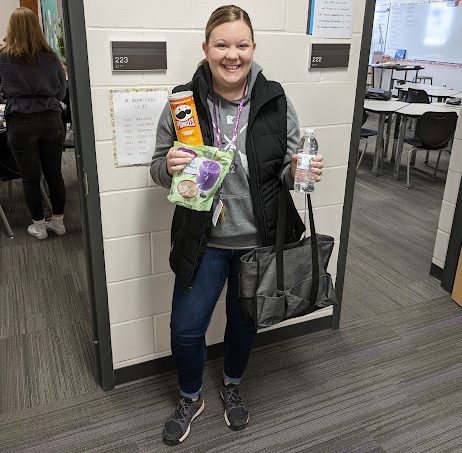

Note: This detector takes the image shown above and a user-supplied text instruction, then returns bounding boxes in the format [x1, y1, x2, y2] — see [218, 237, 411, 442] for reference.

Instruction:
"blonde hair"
[2, 7, 56, 64]
[205, 5, 254, 43]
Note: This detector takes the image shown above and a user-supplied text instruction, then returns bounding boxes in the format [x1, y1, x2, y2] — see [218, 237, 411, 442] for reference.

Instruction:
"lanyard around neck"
[212, 82, 248, 151]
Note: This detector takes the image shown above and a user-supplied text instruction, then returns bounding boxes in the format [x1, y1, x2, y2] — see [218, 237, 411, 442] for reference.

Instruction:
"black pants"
[7, 111, 65, 221]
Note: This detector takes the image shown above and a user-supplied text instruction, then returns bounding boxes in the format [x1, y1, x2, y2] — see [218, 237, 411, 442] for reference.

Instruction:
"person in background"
[0, 40, 6, 103]
[0, 7, 66, 239]
[59, 57, 72, 126]
[151, 5, 324, 446]
[59, 57, 73, 149]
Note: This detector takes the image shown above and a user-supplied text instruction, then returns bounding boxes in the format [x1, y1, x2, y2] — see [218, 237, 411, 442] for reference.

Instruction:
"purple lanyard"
[212, 83, 248, 151]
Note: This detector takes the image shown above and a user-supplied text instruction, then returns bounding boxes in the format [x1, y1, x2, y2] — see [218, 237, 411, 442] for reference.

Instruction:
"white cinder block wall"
[83, 0, 367, 369]
[433, 116, 462, 268]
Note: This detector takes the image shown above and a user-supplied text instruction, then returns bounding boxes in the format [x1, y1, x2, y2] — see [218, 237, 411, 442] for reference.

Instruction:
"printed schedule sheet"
[111, 88, 169, 166]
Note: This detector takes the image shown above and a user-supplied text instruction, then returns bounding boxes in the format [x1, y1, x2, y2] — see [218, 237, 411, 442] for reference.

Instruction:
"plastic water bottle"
[294, 128, 318, 193]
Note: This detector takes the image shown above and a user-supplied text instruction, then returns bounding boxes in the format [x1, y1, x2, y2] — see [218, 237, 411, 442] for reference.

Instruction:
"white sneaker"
[27, 219, 48, 240]
[46, 216, 66, 235]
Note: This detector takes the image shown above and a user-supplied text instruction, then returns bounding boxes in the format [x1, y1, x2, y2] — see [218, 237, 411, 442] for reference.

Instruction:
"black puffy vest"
[170, 65, 305, 289]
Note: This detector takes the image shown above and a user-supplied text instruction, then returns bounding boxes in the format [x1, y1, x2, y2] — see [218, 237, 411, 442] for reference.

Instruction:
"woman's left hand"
[291, 154, 324, 181]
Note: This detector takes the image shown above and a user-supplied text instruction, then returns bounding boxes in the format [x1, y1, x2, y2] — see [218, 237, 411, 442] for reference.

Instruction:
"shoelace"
[171, 398, 194, 425]
[226, 386, 244, 409]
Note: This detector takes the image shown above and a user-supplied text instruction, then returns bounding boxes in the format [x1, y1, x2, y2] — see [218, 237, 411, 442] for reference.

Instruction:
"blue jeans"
[171, 247, 257, 399]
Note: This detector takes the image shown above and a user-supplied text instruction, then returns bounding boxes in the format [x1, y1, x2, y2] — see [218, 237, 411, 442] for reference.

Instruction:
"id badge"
[212, 199, 224, 227]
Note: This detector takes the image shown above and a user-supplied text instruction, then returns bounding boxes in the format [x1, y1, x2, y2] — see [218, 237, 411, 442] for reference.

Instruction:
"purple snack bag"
[168, 141, 232, 211]
[196, 160, 221, 191]
[178, 147, 198, 158]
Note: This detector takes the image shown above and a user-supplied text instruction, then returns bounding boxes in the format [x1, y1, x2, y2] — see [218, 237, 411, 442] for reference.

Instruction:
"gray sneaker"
[220, 383, 249, 430]
[162, 395, 205, 446]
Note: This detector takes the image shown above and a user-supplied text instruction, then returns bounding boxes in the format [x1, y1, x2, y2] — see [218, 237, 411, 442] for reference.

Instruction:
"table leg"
[384, 113, 393, 158]
[393, 115, 408, 180]
[0, 203, 14, 238]
[391, 113, 402, 163]
[389, 69, 394, 91]
[372, 113, 386, 176]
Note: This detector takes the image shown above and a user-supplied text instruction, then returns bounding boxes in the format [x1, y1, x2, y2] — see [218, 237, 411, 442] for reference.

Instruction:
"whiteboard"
[370, 2, 390, 62]
[384, 2, 462, 64]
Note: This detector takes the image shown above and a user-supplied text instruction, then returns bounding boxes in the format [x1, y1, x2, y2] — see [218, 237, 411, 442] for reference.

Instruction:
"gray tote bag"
[238, 188, 338, 329]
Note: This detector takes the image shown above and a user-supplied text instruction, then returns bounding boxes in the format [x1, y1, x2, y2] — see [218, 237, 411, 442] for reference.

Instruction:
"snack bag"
[167, 142, 233, 211]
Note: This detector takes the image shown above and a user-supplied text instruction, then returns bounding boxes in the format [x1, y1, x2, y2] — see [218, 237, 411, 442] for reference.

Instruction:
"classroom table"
[397, 84, 460, 101]
[392, 103, 461, 180]
[363, 99, 409, 176]
[398, 82, 449, 91]
[371, 64, 423, 91]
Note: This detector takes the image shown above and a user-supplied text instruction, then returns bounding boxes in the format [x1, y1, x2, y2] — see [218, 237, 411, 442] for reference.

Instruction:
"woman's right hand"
[166, 147, 194, 176]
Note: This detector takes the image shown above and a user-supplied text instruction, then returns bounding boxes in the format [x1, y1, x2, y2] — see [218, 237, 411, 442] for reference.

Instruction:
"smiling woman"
[149, 4, 324, 447]
[202, 17, 256, 100]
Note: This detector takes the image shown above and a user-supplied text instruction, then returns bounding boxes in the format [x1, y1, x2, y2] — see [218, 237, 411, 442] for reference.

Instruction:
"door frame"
[333, 0, 376, 327]
[61, 0, 114, 390]
[442, 180, 462, 292]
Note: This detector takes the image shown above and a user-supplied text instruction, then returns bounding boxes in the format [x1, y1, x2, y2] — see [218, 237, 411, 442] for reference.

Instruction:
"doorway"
[336, 0, 460, 326]
[0, 0, 113, 414]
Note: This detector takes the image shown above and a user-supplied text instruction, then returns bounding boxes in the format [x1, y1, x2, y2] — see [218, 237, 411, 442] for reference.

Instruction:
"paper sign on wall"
[110, 88, 169, 167]
[307, 0, 354, 38]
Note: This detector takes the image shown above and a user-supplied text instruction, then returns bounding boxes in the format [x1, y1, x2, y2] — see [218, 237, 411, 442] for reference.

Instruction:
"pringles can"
[168, 91, 204, 146]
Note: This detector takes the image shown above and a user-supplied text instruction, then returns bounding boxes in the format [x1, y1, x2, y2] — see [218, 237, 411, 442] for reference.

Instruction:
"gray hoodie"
[150, 62, 300, 249]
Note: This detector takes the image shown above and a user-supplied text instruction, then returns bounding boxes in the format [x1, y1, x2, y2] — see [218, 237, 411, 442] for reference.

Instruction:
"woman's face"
[202, 20, 255, 94]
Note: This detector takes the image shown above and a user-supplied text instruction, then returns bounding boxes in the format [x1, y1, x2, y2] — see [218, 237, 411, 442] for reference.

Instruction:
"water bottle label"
[297, 154, 314, 170]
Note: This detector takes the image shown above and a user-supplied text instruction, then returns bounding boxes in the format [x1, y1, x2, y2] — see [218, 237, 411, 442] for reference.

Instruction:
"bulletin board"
[40, 0, 62, 57]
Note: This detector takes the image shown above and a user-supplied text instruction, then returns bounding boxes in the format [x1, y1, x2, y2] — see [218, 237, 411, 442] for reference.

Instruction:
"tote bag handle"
[275, 187, 320, 304]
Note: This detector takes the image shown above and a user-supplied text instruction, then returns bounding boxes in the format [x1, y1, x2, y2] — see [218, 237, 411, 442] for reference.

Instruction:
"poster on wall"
[40, 0, 63, 57]
[110, 88, 169, 167]
[307, 0, 354, 38]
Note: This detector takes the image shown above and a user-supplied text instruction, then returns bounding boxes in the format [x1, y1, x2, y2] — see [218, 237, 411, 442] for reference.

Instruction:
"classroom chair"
[405, 88, 430, 104]
[404, 111, 458, 188]
[356, 110, 377, 173]
[405, 88, 430, 131]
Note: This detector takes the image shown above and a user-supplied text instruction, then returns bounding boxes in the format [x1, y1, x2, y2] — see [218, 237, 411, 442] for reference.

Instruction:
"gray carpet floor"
[0, 151, 98, 414]
[1, 132, 462, 452]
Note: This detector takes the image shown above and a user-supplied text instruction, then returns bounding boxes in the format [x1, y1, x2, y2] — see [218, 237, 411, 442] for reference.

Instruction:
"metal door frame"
[333, 0, 376, 327]
[61, 0, 114, 390]
[442, 181, 462, 292]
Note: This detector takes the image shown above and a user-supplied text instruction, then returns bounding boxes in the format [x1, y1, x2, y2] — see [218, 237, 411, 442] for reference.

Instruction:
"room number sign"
[309, 43, 350, 69]
[111, 42, 167, 72]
